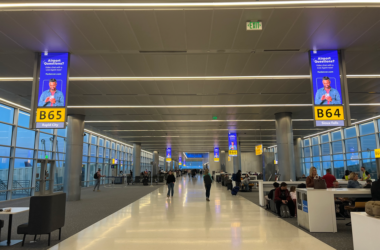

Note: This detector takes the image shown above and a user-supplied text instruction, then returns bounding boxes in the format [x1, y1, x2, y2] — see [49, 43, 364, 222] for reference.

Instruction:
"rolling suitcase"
[231, 186, 239, 195]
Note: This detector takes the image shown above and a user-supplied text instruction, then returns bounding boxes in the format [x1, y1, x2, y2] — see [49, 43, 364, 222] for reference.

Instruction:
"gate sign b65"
[314, 106, 344, 121]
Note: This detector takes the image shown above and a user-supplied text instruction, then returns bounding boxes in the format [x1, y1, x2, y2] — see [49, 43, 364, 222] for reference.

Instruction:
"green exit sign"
[212, 116, 218, 120]
[246, 21, 262, 30]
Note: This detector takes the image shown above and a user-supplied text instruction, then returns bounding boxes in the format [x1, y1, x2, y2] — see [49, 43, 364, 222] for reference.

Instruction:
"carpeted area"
[238, 189, 353, 250]
[0, 184, 161, 250]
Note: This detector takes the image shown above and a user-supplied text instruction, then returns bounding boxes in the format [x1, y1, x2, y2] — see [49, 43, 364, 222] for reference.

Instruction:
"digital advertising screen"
[166, 148, 171, 162]
[179, 155, 182, 166]
[310, 50, 342, 106]
[37, 52, 69, 108]
[214, 147, 219, 162]
[228, 133, 237, 157]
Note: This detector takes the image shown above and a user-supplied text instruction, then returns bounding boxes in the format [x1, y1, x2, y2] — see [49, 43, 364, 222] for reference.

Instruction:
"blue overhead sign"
[214, 147, 219, 162]
[228, 133, 237, 156]
[310, 50, 342, 106]
[38, 53, 69, 108]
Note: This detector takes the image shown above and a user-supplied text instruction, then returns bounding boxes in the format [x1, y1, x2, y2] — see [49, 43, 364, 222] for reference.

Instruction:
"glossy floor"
[50, 175, 334, 250]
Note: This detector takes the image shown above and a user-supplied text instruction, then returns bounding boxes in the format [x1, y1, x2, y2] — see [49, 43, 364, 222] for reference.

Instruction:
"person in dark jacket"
[371, 177, 380, 201]
[235, 170, 242, 189]
[274, 182, 295, 218]
[203, 169, 213, 201]
[265, 182, 279, 210]
[363, 179, 372, 189]
[166, 170, 176, 198]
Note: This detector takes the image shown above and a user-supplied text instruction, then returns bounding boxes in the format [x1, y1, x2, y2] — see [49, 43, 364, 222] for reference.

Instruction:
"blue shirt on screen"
[38, 90, 65, 107]
[314, 88, 341, 105]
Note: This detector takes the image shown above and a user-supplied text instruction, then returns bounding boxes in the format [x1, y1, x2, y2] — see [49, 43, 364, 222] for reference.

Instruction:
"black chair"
[17, 193, 66, 246]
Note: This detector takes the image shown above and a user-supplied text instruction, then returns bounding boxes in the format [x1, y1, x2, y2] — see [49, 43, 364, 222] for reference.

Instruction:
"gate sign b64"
[314, 106, 344, 127]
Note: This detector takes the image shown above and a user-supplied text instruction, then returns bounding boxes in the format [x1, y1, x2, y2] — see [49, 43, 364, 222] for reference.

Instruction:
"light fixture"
[0, 1, 380, 10]
[85, 119, 277, 123]
[0, 98, 30, 111]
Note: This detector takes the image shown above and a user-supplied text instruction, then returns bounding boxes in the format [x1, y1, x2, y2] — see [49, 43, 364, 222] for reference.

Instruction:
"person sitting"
[342, 170, 351, 180]
[371, 176, 380, 201]
[289, 186, 297, 217]
[322, 169, 336, 188]
[360, 166, 371, 181]
[363, 179, 372, 189]
[347, 172, 362, 188]
[306, 166, 318, 187]
[242, 174, 250, 191]
[274, 182, 295, 218]
[265, 182, 279, 210]
[333, 180, 341, 188]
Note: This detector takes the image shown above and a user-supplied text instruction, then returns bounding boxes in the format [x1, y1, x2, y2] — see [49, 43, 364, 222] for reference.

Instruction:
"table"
[296, 188, 371, 232]
[0, 207, 29, 246]
[351, 212, 379, 249]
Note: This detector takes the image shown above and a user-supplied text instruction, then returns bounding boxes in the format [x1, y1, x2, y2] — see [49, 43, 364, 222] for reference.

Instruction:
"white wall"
[208, 152, 221, 173]
[225, 154, 234, 173]
[241, 152, 263, 173]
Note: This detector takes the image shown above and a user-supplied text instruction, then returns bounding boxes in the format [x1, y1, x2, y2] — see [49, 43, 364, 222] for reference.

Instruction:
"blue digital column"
[228, 133, 237, 157]
[166, 148, 171, 162]
[214, 147, 219, 162]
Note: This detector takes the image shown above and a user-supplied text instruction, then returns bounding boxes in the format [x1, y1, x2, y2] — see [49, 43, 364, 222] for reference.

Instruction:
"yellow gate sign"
[314, 106, 344, 120]
[255, 145, 263, 155]
[36, 108, 66, 122]
[375, 149, 380, 158]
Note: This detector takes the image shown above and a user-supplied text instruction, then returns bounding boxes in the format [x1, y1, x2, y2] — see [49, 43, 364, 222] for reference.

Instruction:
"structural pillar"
[153, 151, 159, 176]
[275, 112, 296, 181]
[220, 151, 226, 172]
[294, 138, 303, 178]
[64, 115, 85, 201]
[132, 143, 141, 178]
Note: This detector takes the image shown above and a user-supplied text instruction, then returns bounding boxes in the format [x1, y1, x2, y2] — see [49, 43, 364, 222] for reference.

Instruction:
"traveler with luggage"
[265, 182, 279, 210]
[166, 170, 176, 198]
[274, 182, 295, 218]
[93, 168, 105, 192]
[203, 169, 213, 201]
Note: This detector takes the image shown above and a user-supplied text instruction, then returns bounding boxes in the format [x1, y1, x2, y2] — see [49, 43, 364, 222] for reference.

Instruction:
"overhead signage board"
[214, 147, 219, 162]
[255, 145, 263, 156]
[228, 133, 238, 157]
[309, 50, 345, 127]
[166, 148, 171, 162]
[35, 52, 70, 129]
[246, 21, 262, 30]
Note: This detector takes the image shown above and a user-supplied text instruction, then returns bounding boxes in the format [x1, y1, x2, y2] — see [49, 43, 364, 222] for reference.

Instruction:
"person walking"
[203, 169, 213, 201]
[166, 170, 176, 198]
[93, 168, 105, 192]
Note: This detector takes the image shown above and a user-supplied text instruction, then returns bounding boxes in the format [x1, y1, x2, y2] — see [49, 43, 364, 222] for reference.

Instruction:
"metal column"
[275, 112, 296, 181]
[294, 137, 303, 179]
[64, 114, 85, 201]
[132, 143, 141, 178]
[153, 151, 159, 176]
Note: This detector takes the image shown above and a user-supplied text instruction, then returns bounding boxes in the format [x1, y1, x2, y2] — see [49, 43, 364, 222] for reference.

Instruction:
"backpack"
[94, 172, 98, 179]
[232, 173, 236, 181]
[204, 174, 212, 185]
[280, 204, 291, 218]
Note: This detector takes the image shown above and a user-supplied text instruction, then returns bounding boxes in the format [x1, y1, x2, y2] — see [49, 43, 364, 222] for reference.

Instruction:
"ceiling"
[1, 4, 380, 158]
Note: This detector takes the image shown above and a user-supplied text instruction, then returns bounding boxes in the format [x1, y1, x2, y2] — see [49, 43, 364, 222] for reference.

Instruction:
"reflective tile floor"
[50, 175, 334, 250]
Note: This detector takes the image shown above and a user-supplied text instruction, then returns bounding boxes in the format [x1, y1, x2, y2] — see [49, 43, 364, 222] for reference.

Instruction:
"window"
[38, 133, 53, 151]
[83, 133, 89, 143]
[18, 111, 30, 127]
[345, 138, 358, 153]
[303, 147, 311, 157]
[91, 135, 97, 145]
[39, 129, 54, 134]
[83, 143, 89, 156]
[331, 131, 342, 141]
[99, 138, 104, 147]
[321, 143, 330, 155]
[15, 149, 34, 158]
[312, 137, 319, 145]
[0, 104, 14, 124]
[56, 137, 66, 153]
[90, 145, 97, 157]
[0, 123, 12, 146]
[344, 127, 357, 138]
[360, 134, 376, 152]
[332, 141, 343, 154]
[321, 134, 329, 143]
[16, 128, 35, 149]
[359, 122, 375, 136]
[57, 128, 67, 137]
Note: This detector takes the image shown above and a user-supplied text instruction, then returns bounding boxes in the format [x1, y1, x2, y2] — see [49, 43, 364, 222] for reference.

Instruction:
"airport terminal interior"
[1, 1, 380, 250]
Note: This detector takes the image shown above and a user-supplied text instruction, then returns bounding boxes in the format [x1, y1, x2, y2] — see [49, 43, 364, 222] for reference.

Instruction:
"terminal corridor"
[51, 176, 333, 250]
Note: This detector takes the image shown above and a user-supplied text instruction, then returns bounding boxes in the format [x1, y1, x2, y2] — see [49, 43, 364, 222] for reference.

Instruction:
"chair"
[17, 193, 66, 246]
[344, 201, 367, 226]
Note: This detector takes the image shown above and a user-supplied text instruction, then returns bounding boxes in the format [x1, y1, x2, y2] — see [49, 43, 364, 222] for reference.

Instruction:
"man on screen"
[229, 141, 236, 150]
[314, 76, 341, 105]
[38, 79, 64, 107]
